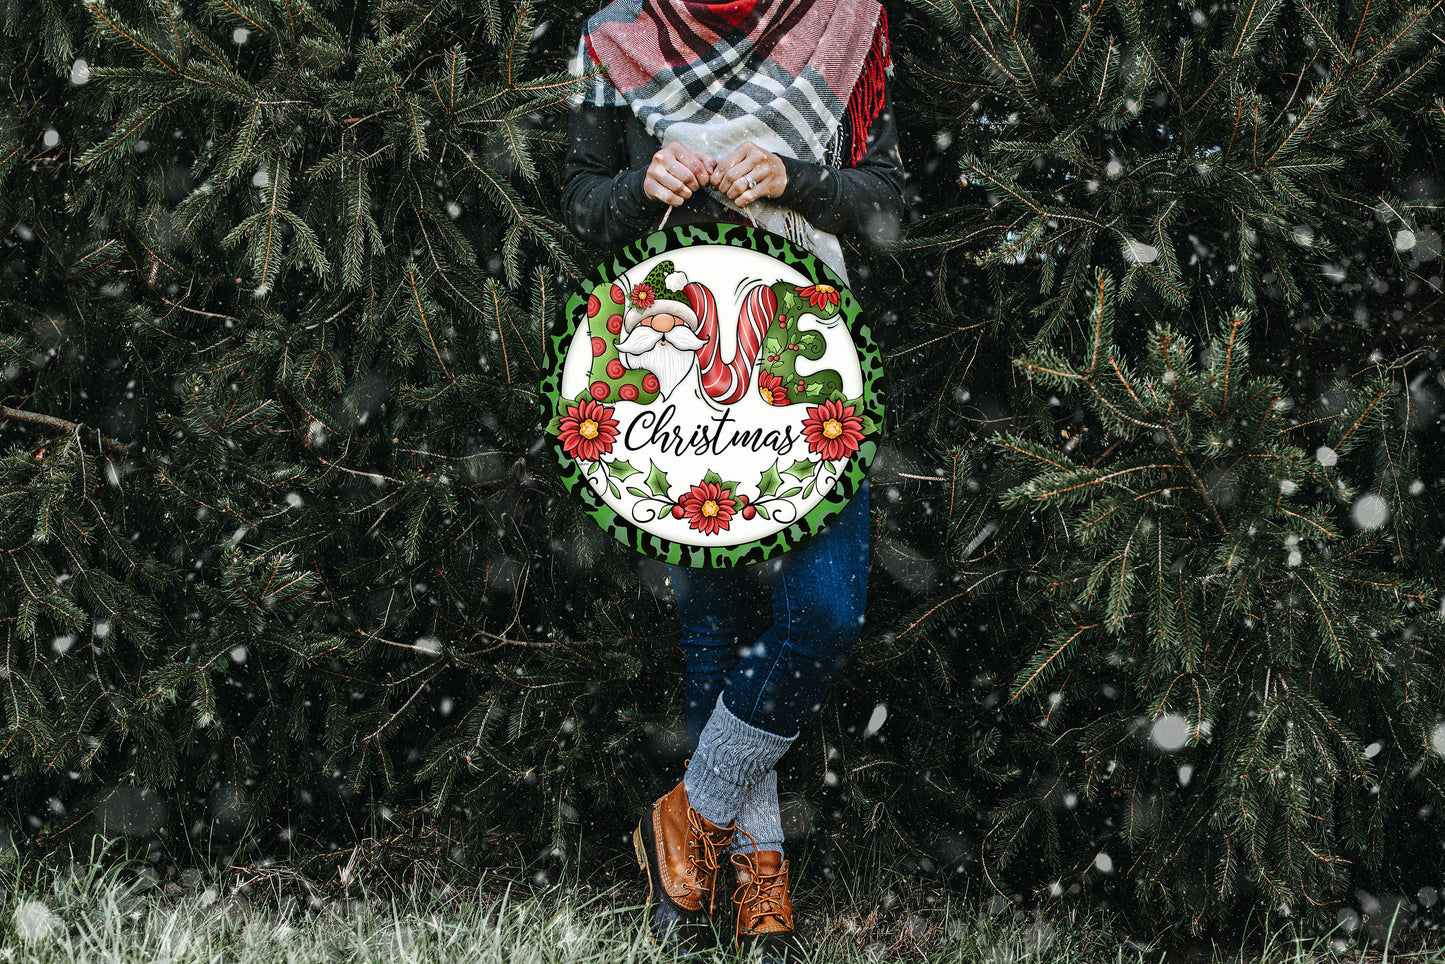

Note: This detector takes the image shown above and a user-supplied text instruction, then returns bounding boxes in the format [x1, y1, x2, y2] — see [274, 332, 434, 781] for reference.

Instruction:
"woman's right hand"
[644, 142, 716, 207]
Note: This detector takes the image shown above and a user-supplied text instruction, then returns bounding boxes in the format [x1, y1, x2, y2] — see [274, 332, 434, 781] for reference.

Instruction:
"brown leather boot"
[633, 778, 736, 952]
[731, 849, 802, 961]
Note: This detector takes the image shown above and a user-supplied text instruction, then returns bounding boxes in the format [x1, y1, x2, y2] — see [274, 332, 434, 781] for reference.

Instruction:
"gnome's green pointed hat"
[622, 260, 698, 330]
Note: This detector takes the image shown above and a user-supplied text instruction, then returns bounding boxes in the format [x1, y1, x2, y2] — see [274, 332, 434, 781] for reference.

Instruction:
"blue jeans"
[667, 479, 870, 744]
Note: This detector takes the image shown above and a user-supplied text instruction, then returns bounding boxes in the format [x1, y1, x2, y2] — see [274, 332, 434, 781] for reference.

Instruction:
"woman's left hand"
[711, 142, 787, 207]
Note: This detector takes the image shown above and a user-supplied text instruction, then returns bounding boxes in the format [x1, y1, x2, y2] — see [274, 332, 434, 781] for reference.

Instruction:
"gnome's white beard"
[616, 325, 707, 399]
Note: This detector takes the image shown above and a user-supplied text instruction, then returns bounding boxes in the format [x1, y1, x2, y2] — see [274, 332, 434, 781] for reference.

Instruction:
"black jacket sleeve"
[559, 104, 667, 247]
[775, 83, 906, 240]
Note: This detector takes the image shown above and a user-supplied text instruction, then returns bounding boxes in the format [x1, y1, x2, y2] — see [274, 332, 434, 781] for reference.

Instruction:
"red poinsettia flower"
[557, 399, 619, 462]
[796, 284, 839, 311]
[801, 399, 865, 461]
[757, 371, 789, 406]
[678, 481, 737, 536]
[630, 283, 656, 310]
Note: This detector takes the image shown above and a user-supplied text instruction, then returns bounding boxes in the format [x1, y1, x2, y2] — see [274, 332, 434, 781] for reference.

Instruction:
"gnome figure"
[614, 261, 710, 400]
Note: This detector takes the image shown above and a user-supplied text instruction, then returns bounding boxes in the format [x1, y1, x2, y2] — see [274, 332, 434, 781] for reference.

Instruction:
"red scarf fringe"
[844, 6, 890, 168]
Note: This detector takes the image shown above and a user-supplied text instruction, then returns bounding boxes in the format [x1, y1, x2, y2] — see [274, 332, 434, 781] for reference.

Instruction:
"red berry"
[587, 293, 601, 318]
[610, 283, 625, 304]
[741, 505, 756, 520]
[590, 381, 610, 400]
[641, 373, 660, 394]
[606, 315, 623, 334]
[619, 383, 639, 401]
[737, 494, 749, 505]
[671, 504, 685, 519]
[606, 359, 625, 379]
[591, 337, 606, 356]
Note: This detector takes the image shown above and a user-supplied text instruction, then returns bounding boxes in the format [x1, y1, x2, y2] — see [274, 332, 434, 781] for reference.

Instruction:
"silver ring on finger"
[746, 176, 757, 190]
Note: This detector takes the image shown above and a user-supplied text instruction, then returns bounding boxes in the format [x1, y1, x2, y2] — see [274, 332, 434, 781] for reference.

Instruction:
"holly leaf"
[607, 459, 640, 481]
[645, 462, 670, 498]
[764, 337, 784, 356]
[702, 468, 740, 495]
[777, 285, 804, 313]
[757, 462, 783, 498]
[783, 459, 817, 481]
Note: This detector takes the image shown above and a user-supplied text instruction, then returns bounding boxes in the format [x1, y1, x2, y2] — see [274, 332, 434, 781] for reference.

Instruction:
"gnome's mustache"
[616, 324, 706, 355]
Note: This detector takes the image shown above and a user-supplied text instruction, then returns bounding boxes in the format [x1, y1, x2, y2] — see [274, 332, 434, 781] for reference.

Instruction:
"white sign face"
[543, 224, 884, 568]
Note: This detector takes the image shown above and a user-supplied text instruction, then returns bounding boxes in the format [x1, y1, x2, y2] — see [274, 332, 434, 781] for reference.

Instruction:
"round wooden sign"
[542, 223, 884, 567]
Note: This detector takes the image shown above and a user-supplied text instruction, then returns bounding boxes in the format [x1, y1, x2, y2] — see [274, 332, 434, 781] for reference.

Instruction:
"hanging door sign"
[542, 223, 884, 567]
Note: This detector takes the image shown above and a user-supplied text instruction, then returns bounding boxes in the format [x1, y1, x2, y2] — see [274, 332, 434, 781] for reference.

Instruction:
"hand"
[711, 142, 787, 207]
[644, 142, 717, 207]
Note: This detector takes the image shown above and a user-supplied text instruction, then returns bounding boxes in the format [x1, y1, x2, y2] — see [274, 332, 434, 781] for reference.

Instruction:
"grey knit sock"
[727, 769, 785, 859]
[684, 693, 796, 829]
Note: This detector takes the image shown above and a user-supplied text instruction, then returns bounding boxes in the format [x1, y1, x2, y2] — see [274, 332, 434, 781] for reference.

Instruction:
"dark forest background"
[1, 0, 1443, 939]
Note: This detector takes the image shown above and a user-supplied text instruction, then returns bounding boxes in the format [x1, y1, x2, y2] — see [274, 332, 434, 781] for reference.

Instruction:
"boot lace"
[682, 807, 730, 913]
[731, 831, 790, 935]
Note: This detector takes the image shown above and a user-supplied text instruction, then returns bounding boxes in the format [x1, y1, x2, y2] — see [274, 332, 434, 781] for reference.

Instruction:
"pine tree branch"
[1163, 424, 1230, 536]
[0, 406, 130, 457]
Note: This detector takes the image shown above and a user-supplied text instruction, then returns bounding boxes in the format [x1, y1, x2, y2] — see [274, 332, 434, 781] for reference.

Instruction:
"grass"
[0, 839, 1441, 963]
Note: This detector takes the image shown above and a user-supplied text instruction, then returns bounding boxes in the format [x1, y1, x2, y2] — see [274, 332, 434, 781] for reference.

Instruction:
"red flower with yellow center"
[757, 371, 788, 406]
[629, 283, 656, 310]
[796, 284, 839, 311]
[678, 481, 737, 536]
[801, 399, 865, 461]
[557, 399, 619, 462]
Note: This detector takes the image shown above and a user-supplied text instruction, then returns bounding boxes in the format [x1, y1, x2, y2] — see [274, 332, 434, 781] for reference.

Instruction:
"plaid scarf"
[571, 0, 890, 280]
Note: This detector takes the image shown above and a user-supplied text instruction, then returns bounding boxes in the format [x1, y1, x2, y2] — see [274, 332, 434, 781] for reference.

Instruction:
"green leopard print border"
[541, 222, 886, 568]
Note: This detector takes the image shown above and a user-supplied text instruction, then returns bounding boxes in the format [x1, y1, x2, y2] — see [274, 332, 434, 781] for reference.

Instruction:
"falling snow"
[13, 901, 59, 941]
[863, 703, 888, 738]
[1124, 239, 1159, 264]
[1150, 714, 1190, 752]
[1351, 494, 1390, 530]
